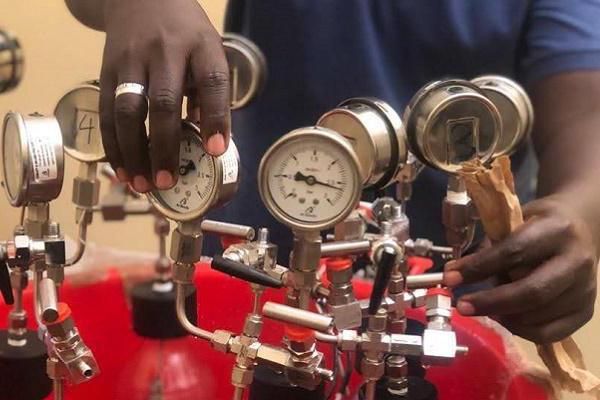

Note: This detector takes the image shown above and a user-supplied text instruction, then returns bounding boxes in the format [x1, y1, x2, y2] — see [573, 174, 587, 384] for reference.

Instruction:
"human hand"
[444, 196, 598, 343]
[99, 0, 230, 192]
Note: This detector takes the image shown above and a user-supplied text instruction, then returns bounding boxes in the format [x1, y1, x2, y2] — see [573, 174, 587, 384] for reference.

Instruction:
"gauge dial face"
[260, 128, 361, 230]
[1, 116, 24, 201]
[154, 129, 216, 217]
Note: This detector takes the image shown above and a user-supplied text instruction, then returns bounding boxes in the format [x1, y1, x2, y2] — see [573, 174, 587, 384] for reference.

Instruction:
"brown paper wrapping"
[459, 155, 600, 398]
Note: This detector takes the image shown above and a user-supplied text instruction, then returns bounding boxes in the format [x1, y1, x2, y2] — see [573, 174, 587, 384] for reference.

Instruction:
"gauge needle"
[178, 160, 196, 176]
[294, 171, 342, 191]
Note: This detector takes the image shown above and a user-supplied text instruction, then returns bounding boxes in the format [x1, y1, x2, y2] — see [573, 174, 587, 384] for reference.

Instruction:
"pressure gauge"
[147, 120, 240, 222]
[471, 75, 533, 157]
[403, 79, 501, 173]
[54, 80, 105, 162]
[317, 97, 407, 189]
[258, 126, 362, 232]
[1, 112, 64, 207]
[223, 33, 267, 110]
[0, 29, 23, 94]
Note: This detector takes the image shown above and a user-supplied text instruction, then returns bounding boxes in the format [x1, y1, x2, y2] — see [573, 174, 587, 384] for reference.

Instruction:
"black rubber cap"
[359, 376, 438, 400]
[131, 280, 197, 339]
[0, 331, 52, 400]
[249, 364, 325, 400]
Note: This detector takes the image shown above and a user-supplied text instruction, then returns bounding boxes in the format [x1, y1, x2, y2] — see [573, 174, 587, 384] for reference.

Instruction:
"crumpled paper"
[459, 155, 600, 399]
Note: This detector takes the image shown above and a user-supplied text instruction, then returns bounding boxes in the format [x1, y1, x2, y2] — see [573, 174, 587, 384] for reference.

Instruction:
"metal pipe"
[320, 239, 371, 257]
[201, 220, 255, 240]
[64, 212, 89, 267]
[315, 331, 338, 344]
[262, 301, 333, 332]
[33, 270, 44, 327]
[232, 386, 244, 400]
[53, 379, 64, 400]
[365, 380, 376, 400]
[174, 283, 214, 341]
[405, 272, 444, 289]
[39, 278, 58, 323]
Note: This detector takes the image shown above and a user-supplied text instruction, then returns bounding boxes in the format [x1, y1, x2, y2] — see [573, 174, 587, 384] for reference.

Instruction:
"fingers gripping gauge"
[317, 98, 407, 189]
[147, 120, 240, 221]
[258, 126, 362, 232]
[471, 75, 533, 157]
[1, 112, 65, 207]
[0, 29, 23, 94]
[223, 33, 267, 110]
[403, 79, 502, 173]
[54, 80, 105, 162]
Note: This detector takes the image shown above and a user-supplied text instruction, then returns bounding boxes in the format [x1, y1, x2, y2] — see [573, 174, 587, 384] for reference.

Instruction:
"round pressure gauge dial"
[471, 75, 533, 157]
[223, 33, 267, 110]
[1, 112, 64, 207]
[258, 126, 362, 232]
[317, 97, 407, 190]
[147, 120, 240, 222]
[0, 29, 23, 94]
[54, 80, 105, 162]
[403, 79, 501, 173]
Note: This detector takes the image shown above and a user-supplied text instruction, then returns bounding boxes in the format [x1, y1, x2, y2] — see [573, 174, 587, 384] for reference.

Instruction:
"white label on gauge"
[27, 130, 57, 182]
[220, 142, 239, 184]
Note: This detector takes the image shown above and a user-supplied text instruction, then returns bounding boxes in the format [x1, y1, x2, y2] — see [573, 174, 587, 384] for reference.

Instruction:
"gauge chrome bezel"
[54, 80, 106, 162]
[318, 97, 407, 190]
[1, 112, 65, 207]
[403, 79, 501, 174]
[223, 33, 267, 110]
[471, 75, 533, 157]
[258, 126, 362, 232]
[147, 120, 240, 222]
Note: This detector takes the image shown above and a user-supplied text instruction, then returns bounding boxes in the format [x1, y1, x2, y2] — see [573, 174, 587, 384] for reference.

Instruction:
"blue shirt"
[206, 0, 600, 259]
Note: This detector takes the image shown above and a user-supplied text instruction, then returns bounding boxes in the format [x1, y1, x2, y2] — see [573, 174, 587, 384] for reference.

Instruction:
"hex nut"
[46, 317, 75, 338]
[339, 330, 359, 351]
[211, 329, 233, 353]
[170, 229, 203, 264]
[426, 294, 452, 310]
[330, 302, 363, 330]
[171, 263, 195, 284]
[360, 358, 385, 379]
[72, 177, 100, 208]
[13, 235, 30, 265]
[231, 365, 254, 386]
[422, 329, 457, 363]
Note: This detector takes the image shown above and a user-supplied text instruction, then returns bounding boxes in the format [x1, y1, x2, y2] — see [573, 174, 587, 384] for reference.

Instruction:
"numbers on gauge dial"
[157, 133, 215, 213]
[266, 141, 357, 224]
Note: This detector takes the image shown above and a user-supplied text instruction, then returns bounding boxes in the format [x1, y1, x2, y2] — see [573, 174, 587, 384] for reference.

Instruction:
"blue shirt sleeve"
[519, 0, 600, 84]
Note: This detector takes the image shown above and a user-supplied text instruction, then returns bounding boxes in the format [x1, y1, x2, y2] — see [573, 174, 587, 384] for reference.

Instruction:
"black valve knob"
[0, 260, 14, 305]
[368, 246, 397, 315]
[211, 255, 283, 288]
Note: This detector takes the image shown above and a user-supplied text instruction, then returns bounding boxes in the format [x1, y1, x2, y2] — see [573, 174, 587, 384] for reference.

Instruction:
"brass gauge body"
[317, 97, 407, 189]
[223, 33, 267, 110]
[471, 75, 533, 157]
[54, 80, 105, 162]
[1, 112, 64, 206]
[258, 126, 362, 232]
[403, 79, 502, 173]
[147, 120, 240, 222]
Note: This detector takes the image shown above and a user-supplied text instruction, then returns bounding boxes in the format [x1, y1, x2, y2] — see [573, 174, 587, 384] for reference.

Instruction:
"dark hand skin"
[445, 71, 600, 343]
[65, 0, 230, 193]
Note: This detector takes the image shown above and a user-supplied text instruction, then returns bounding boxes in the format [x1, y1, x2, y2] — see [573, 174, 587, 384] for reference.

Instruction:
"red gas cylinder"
[114, 280, 216, 399]
[0, 266, 550, 400]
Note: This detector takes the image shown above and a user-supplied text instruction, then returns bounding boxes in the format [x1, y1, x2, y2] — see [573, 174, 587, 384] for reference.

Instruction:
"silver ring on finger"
[115, 82, 146, 99]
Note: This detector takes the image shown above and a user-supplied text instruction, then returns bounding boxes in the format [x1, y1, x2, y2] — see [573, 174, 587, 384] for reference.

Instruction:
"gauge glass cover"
[260, 127, 361, 231]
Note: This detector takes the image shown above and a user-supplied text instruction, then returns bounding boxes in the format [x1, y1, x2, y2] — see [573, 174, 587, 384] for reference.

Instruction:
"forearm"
[65, 0, 107, 31]
[530, 71, 600, 241]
